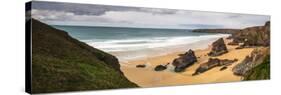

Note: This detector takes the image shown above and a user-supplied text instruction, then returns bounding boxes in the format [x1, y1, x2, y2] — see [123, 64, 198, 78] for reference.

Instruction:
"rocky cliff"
[30, 19, 138, 93]
[232, 47, 269, 77]
[230, 21, 270, 47]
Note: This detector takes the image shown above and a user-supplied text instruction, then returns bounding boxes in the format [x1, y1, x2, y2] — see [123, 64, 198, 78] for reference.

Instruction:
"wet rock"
[172, 49, 197, 72]
[208, 38, 228, 56]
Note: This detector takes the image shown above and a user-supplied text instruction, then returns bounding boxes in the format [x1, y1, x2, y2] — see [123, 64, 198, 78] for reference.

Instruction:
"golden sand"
[120, 38, 254, 87]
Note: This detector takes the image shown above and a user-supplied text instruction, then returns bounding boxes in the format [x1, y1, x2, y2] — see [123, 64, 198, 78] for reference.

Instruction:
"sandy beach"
[120, 38, 254, 87]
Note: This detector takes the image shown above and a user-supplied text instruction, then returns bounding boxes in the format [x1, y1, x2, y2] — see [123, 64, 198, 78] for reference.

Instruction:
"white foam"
[86, 34, 229, 52]
[84, 34, 230, 61]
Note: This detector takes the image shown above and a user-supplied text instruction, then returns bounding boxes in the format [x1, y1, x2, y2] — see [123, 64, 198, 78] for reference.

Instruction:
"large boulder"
[232, 47, 269, 76]
[192, 58, 237, 76]
[172, 49, 197, 72]
[208, 38, 228, 56]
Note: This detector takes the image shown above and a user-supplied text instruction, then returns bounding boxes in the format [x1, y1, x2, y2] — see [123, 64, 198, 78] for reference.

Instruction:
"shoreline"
[110, 35, 230, 63]
[120, 38, 255, 87]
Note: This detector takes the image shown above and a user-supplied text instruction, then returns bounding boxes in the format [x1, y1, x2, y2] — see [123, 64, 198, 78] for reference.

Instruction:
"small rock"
[220, 66, 228, 71]
[154, 65, 167, 71]
[136, 64, 146, 68]
[154, 63, 170, 71]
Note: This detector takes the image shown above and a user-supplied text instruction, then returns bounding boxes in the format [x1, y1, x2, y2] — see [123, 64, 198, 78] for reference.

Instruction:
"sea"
[53, 25, 229, 62]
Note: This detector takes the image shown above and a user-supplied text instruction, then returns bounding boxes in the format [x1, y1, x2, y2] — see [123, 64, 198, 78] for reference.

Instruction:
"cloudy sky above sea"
[30, 1, 270, 29]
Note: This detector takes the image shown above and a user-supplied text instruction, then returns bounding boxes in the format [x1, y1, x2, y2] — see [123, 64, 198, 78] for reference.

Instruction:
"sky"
[30, 1, 270, 29]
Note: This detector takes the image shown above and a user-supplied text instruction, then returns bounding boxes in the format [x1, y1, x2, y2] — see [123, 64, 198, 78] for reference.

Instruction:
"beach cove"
[120, 38, 254, 87]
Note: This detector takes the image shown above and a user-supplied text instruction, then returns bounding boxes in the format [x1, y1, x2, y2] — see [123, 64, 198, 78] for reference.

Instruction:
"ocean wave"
[85, 34, 230, 52]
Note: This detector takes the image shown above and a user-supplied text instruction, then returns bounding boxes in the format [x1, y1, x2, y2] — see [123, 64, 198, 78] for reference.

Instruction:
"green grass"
[244, 55, 270, 80]
[30, 19, 138, 93]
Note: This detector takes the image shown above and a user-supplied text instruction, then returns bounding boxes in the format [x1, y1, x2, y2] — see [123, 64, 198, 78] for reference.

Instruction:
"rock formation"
[232, 47, 269, 76]
[192, 58, 237, 76]
[172, 49, 197, 72]
[208, 38, 228, 56]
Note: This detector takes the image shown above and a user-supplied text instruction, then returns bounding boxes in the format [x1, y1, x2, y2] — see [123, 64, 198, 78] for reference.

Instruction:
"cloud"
[31, 1, 270, 29]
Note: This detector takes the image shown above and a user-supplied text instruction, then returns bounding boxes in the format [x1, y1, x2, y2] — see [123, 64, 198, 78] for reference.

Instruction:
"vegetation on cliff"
[30, 19, 138, 93]
[244, 55, 270, 80]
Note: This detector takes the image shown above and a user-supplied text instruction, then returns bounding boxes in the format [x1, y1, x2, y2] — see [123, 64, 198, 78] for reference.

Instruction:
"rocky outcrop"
[192, 29, 240, 34]
[172, 49, 197, 72]
[154, 63, 169, 71]
[230, 21, 270, 47]
[208, 38, 228, 56]
[232, 47, 269, 76]
[193, 58, 237, 76]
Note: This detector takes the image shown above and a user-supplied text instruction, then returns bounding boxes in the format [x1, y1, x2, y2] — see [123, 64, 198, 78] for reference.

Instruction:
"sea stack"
[172, 49, 197, 72]
[208, 38, 228, 56]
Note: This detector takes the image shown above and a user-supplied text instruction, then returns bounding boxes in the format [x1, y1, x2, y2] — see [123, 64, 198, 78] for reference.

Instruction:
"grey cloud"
[32, 1, 179, 16]
[179, 24, 223, 29]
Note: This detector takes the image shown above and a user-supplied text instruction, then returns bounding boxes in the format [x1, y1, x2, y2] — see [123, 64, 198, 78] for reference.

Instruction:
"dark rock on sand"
[172, 49, 197, 72]
[154, 65, 166, 71]
[154, 63, 170, 71]
[136, 64, 146, 68]
[220, 66, 228, 71]
[208, 38, 228, 56]
[193, 58, 237, 75]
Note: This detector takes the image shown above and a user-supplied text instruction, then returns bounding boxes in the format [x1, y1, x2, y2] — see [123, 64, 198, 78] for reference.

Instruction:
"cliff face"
[232, 47, 269, 76]
[231, 21, 270, 46]
[30, 19, 138, 93]
[231, 21, 270, 80]
[192, 29, 240, 34]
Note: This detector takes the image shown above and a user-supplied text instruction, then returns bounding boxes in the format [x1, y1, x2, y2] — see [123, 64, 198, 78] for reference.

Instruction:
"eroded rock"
[208, 38, 228, 56]
[172, 49, 197, 72]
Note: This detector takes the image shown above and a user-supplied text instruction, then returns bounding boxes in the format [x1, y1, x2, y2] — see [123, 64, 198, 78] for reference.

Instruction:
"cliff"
[243, 55, 270, 80]
[192, 29, 240, 34]
[30, 19, 138, 93]
[230, 21, 270, 46]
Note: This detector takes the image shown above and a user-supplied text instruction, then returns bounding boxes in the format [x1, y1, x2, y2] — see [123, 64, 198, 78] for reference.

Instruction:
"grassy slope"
[31, 19, 138, 93]
[244, 55, 270, 80]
